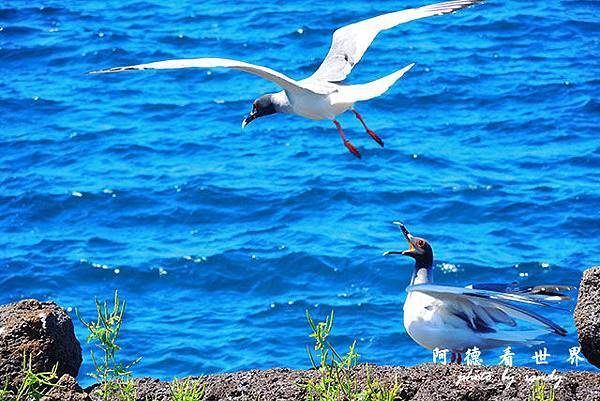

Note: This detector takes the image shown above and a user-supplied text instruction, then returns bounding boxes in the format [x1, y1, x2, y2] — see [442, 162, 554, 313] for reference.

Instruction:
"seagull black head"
[383, 222, 433, 269]
[242, 94, 278, 128]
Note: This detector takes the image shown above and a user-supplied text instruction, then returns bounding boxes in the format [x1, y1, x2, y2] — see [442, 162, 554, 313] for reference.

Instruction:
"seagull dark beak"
[383, 221, 416, 257]
[242, 112, 258, 129]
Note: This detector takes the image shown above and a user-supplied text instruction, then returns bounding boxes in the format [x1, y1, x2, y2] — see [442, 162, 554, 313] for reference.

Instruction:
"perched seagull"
[89, 0, 484, 159]
[384, 222, 574, 364]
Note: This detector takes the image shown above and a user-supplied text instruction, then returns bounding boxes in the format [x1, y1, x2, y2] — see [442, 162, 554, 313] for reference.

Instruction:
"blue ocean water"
[1, 0, 599, 385]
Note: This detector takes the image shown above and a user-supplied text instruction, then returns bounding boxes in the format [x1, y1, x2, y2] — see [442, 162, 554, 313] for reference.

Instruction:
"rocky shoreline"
[34, 364, 600, 401]
[112, 364, 600, 401]
[1, 267, 599, 401]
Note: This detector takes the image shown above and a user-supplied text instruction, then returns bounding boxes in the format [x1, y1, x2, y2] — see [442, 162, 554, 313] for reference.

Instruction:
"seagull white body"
[385, 222, 572, 362]
[286, 66, 415, 121]
[275, 87, 348, 121]
[403, 289, 551, 353]
[90, 0, 484, 158]
[404, 291, 484, 352]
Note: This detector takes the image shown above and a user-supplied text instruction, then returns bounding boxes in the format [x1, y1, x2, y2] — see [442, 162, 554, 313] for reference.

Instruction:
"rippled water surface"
[1, 0, 599, 384]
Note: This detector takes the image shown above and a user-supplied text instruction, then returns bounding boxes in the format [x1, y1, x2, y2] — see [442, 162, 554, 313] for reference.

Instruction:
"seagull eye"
[417, 240, 425, 248]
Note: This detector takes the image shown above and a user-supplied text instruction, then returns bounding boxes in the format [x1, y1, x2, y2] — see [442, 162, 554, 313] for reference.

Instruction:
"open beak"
[242, 111, 258, 129]
[383, 221, 419, 257]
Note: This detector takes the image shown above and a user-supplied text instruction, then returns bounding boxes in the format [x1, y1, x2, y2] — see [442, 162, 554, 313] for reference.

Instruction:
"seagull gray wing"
[407, 284, 568, 336]
[310, 0, 484, 82]
[430, 293, 516, 333]
[466, 283, 575, 301]
[89, 58, 333, 95]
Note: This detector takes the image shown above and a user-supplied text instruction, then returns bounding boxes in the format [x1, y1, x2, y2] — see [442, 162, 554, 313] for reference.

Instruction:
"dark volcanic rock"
[201, 368, 318, 401]
[109, 369, 318, 401]
[41, 374, 89, 401]
[0, 299, 82, 390]
[357, 364, 600, 401]
[98, 364, 600, 401]
[131, 377, 170, 400]
[574, 266, 600, 369]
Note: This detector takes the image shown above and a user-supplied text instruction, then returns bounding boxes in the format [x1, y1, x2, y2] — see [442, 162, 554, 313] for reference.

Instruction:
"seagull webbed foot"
[334, 120, 362, 159]
[352, 109, 384, 148]
[366, 129, 384, 147]
[344, 140, 362, 159]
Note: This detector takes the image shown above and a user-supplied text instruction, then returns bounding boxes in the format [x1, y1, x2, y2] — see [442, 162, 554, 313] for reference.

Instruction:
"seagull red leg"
[451, 353, 456, 364]
[352, 109, 384, 147]
[333, 120, 361, 159]
[457, 353, 462, 365]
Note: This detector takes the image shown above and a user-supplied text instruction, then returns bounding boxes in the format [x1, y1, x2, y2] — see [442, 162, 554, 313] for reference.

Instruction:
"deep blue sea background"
[1, 0, 599, 385]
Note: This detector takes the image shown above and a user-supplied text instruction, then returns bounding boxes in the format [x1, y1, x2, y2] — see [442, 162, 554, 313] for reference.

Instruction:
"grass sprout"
[528, 380, 555, 401]
[77, 290, 140, 401]
[8, 354, 60, 401]
[305, 311, 401, 401]
[170, 377, 205, 401]
[115, 378, 137, 401]
[0, 380, 10, 401]
[362, 366, 400, 401]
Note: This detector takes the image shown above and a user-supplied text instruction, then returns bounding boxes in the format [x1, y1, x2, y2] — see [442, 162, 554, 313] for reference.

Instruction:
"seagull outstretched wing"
[466, 283, 575, 301]
[89, 58, 332, 95]
[311, 0, 484, 82]
[407, 283, 569, 336]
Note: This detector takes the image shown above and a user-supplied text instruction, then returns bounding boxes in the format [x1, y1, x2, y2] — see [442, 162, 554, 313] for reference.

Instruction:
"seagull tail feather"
[343, 63, 415, 102]
[481, 330, 548, 347]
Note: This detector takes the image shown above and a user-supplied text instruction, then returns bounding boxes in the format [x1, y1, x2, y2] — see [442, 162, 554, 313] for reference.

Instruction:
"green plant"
[0, 380, 11, 401]
[115, 378, 137, 401]
[77, 290, 140, 401]
[528, 380, 555, 401]
[304, 311, 401, 401]
[361, 366, 400, 401]
[14, 354, 59, 401]
[170, 377, 205, 401]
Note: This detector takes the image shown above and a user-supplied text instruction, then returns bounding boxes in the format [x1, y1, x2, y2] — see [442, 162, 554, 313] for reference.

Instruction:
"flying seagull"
[384, 222, 574, 364]
[90, 0, 483, 159]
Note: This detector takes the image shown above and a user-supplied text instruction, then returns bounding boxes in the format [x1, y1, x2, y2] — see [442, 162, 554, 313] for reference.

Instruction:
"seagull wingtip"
[87, 66, 134, 74]
[557, 327, 568, 336]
